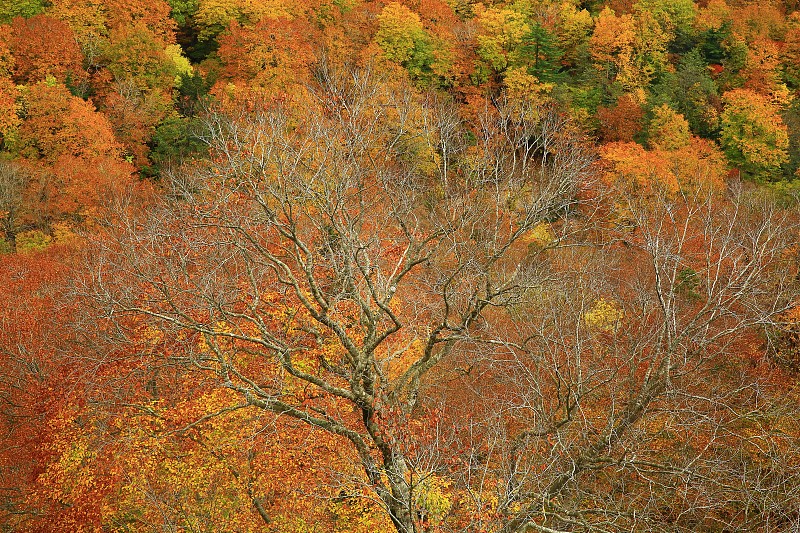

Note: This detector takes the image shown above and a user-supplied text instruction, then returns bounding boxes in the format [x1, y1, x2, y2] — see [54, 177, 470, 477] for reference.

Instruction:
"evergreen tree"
[521, 22, 563, 84]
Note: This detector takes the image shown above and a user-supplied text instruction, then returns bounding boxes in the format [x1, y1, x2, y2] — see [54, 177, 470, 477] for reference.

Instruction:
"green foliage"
[652, 49, 719, 138]
[376, 4, 427, 62]
[194, 0, 242, 42]
[698, 21, 732, 65]
[520, 22, 563, 84]
[0, 0, 44, 24]
[780, 99, 800, 182]
[375, 3, 450, 87]
[175, 70, 215, 117]
[558, 76, 607, 121]
[634, 0, 697, 35]
[146, 115, 207, 177]
[720, 89, 789, 181]
[674, 267, 701, 300]
[167, 0, 200, 27]
[555, 2, 593, 69]
[717, 35, 749, 90]
[15, 229, 51, 253]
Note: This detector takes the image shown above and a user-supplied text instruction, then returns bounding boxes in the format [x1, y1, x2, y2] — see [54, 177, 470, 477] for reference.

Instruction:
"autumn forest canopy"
[2, 0, 800, 531]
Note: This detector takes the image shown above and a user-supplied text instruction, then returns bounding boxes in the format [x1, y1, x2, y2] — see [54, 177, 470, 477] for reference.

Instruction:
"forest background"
[2, 0, 800, 530]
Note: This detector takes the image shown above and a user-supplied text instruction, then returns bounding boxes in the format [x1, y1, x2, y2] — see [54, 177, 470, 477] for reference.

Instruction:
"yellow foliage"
[48, 0, 109, 47]
[196, 0, 293, 41]
[584, 298, 623, 332]
[557, 1, 593, 61]
[520, 222, 555, 249]
[52, 222, 78, 244]
[694, 0, 731, 32]
[376, 3, 426, 65]
[744, 38, 793, 108]
[474, 4, 530, 72]
[504, 67, 553, 103]
[590, 7, 668, 92]
[244, 0, 295, 21]
[415, 474, 453, 525]
[648, 104, 690, 151]
[385, 338, 425, 381]
[16, 229, 52, 253]
[165, 44, 193, 87]
[590, 8, 635, 69]
[721, 88, 789, 177]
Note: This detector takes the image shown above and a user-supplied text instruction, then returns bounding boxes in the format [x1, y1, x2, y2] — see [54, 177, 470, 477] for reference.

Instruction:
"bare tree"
[76, 65, 800, 532]
[462, 182, 800, 533]
[78, 64, 592, 532]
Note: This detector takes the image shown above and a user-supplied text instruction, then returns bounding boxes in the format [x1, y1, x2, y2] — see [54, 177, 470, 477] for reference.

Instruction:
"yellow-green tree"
[375, 2, 451, 86]
[473, 4, 529, 82]
[720, 88, 789, 180]
[648, 104, 690, 151]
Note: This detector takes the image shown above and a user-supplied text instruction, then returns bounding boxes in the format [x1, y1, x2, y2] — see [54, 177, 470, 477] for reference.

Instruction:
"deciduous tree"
[375, 2, 452, 87]
[80, 67, 593, 533]
[596, 93, 644, 142]
[9, 14, 86, 88]
[0, 161, 26, 249]
[0, 0, 44, 24]
[720, 88, 789, 180]
[647, 103, 690, 151]
[7, 81, 135, 228]
[76, 63, 800, 533]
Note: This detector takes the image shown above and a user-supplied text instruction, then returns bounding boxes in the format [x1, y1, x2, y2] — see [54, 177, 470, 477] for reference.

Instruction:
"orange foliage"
[0, 76, 18, 141]
[0, 27, 17, 140]
[597, 94, 644, 142]
[730, 2, 785, 43]
[9, 15, 86, 87]
[601, 137, 727, 194]
[741, 37, 792, 106]
[13, 82, 134, 225]
[216, 18, 316, 91]
[103, 0, 176, 45]
[2, 3, 800, 531]
[0, 247, 80, 529]
[16, 82, 121, 163]
[100, 84, 172, 169]
[44, 155, 135, 222]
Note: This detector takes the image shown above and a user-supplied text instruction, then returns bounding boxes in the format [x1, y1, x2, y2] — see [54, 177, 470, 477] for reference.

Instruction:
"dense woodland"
[2, 0, 800, 531]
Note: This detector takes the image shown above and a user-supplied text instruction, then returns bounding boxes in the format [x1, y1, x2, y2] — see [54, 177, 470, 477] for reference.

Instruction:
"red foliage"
[0, 247, 78, 528]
